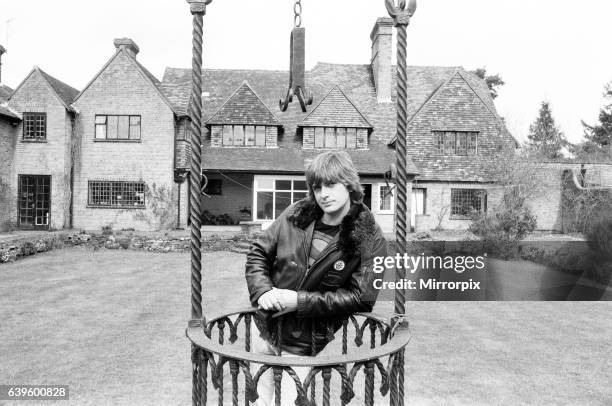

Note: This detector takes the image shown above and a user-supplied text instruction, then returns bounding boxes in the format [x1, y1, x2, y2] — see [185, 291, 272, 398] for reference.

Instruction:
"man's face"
[313, 182, 351, 215]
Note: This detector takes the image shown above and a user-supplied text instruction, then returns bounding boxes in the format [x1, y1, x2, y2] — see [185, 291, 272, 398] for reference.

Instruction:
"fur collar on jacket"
[287, 198, 378, 254]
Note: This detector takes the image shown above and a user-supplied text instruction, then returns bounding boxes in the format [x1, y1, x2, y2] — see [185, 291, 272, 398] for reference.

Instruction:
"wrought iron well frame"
[185, 1, 417, 404]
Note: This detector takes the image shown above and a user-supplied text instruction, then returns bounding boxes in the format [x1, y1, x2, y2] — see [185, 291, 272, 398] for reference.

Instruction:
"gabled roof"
[163, 63, 514, 176]
[299, 85, 372, 128]
[38, 69, 79, 107]
[388, 68, 506, 145]
[162, 63, 418, 175]
[10, 66, 78, 109]
[207, 81, 280, 126]
[73, 48, 176, 114]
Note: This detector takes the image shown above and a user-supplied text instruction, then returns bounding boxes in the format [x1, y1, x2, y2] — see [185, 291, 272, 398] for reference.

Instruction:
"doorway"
[18, 175, 51, 229]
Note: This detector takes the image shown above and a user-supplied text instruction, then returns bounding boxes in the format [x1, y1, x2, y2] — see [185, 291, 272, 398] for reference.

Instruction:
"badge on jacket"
[333, 260, 345, 271]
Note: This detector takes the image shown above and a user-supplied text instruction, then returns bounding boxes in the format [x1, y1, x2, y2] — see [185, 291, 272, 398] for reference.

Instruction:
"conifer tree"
[582, 82, 612, 148]
[527, 101, 567, 159]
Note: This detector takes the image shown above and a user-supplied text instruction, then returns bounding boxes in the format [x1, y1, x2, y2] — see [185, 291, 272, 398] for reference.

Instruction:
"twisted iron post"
[386, 1, 416, 404]
[187, 2, 210, 405]
[187, 0, 211, 322]
[385, 0, 416, 319]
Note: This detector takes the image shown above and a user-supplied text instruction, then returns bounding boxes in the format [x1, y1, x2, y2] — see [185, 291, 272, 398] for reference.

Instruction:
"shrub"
[469, 193, 537, 259]
[101, 225, 114, 236]
[20, 241, 36, 256]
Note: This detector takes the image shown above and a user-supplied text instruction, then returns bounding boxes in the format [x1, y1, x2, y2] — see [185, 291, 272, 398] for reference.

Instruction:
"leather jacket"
[245, 198, 388, 355]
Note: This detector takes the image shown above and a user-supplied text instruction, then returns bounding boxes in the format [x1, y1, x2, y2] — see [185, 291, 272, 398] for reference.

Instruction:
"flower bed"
[0, 230, 260, 264]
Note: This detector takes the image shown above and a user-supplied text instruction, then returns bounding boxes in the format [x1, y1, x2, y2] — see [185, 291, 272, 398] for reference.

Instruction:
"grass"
[0, 247, 611, 405]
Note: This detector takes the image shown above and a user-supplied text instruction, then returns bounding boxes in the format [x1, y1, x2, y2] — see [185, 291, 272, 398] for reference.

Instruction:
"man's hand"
[257, 288, 298, 312]
[257, 288, 283, 311]
[274, 289, 298, 312]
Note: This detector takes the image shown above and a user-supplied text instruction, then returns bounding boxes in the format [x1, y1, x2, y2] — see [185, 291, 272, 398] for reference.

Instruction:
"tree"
[526, 101, 567, 159]
[472, 68, 505, 99]
[581, 82, 612, 149]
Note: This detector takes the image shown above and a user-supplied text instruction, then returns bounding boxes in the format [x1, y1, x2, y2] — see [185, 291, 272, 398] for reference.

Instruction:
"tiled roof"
[38, 68, 79, 106]
[160, 63, 504, 178]
[207, 81, 280, 126]
[299, 85, 372, 128]
[0, 84, 12, 102]
[162, 63, 415, 176]
[200, 147, 395, 175]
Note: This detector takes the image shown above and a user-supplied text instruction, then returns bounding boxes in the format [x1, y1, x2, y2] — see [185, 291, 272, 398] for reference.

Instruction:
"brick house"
[71, 39, 186, 231]
[160, 17, 514, 233]
[0, 17, 521, 233]
[3, 66, 78, 230]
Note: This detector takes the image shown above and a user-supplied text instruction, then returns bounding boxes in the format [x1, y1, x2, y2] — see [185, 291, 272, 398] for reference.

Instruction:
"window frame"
[450, 188, 487, 219]
[310, 127, 360, 149]
[87, 180, 146, 208]
[253, 175, 309, 222]
[94, 114, 142, 142]
[435, 131, 479, 156]
[22, 112, 47, 142]
[221, 125, 270, 147]
[377, 183, 395, 214]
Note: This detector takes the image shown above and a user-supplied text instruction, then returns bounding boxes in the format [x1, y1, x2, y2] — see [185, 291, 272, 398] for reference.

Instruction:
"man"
[245, 150, 388, 405]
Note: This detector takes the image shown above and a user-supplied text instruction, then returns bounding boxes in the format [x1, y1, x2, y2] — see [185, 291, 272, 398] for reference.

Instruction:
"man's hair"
[305, 151, 363, 203]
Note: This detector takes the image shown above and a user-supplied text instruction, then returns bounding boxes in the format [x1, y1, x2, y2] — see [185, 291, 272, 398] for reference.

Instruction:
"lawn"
[0, 247, 611, 405]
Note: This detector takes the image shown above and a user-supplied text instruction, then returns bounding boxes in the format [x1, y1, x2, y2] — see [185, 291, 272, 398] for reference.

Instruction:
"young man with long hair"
[245, 150, 388, 405]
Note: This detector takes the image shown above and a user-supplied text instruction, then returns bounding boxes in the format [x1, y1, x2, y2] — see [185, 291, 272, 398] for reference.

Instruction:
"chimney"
[370, 18, 393, 103]
[0, 45, 6, 83]
[113, 38, 140, 58]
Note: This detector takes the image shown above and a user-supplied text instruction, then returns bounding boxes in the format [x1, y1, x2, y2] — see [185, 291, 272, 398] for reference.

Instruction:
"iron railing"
[187, 309, 410, 405]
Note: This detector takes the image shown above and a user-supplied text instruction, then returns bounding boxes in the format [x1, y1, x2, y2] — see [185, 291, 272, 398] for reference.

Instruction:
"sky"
[0, 0, 611, 144]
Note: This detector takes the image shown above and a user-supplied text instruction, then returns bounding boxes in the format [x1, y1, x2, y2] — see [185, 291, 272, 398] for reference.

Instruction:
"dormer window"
[308, 127, 365, 149]
[299, 86, 372, 149]
[207, 82, 281, 148]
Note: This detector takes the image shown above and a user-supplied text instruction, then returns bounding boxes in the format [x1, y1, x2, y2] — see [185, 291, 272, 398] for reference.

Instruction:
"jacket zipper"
[297, 242, 339, 289]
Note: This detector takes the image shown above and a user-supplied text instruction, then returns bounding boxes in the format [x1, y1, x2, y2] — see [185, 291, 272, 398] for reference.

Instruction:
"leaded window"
[450, 189, 487, 219]
[88, 181, 146, 207]
[435, 131, 479, 155]
[23, 112, 47, 141]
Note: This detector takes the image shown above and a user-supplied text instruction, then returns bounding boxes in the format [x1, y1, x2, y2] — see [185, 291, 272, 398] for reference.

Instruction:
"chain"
[294, 0, 302, 27]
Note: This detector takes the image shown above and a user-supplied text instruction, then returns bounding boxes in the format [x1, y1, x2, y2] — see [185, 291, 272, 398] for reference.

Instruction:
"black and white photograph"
[0, 0, 611, 405]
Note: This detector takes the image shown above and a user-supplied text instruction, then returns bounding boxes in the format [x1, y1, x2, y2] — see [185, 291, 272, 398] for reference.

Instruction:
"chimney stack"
[113, 38, 140, 58]
[0, 45, 6, 84]
[370, 18, 393, 103]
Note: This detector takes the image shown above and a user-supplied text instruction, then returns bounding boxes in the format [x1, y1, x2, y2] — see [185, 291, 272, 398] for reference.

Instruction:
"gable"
[9, 68, 70, 111]
[422, 72, 499, 127]
[299, 86, 372, 129]
[74, 50, 175, 114]
[207, 81, 280, 126]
